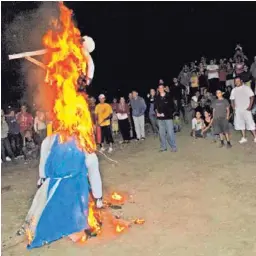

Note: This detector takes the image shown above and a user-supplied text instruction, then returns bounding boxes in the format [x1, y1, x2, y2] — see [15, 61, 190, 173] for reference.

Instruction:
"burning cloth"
[25, 134, 102, 249]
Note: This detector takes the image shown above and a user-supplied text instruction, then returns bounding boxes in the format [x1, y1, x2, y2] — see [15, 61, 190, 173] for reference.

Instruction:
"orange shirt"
[95, 103, 113, 126]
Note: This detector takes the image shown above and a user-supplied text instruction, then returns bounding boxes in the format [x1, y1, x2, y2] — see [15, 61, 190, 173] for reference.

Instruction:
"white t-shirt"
[230, 85, 254, 111]
[207, 64, 219, 79]
[117, 113, 128, 120]
[192, 118, 204, 131]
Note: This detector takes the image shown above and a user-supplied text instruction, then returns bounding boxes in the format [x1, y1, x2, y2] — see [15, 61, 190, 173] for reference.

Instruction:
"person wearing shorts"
[230, 77, 256, 144]
[211, 90, 232, 148]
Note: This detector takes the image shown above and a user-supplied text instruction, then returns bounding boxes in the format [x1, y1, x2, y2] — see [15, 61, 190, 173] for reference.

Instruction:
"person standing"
[207, 60, 220, 94]
[16, 104, 33, 138]
[1, 110, 15, 163]
[230, 77, 256, 143]
[147, 89, 158, 135]
[6, 109, 22, 157]
[171, 78, 186, 123]
[130, 90, 147, 141]
[34, 110, 47, 146]
[128, 93, 137, 139]
[178, 65, 191, 93]
[116, 97, 131, 143]
[219, 59, 227, 91]
[154, 84, 177, 152]
[250, 56, 256, 93]
[111, 98, 119, 135]
[95, 94, 114, 153]
[190, 71, 199, 98]
[211, 90, 232, 148]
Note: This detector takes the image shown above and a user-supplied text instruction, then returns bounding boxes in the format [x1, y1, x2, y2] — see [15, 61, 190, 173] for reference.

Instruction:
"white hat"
[191, 96, 198, 102]
[98, 94, 105, 99]
[82, 36, 95, 53]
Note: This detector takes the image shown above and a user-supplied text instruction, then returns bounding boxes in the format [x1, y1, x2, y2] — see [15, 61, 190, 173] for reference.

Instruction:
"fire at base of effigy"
[18, 2, 144, 249]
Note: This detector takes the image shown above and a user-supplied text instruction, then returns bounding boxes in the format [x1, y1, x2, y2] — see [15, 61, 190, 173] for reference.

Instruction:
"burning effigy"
[19, 2, 144, 250]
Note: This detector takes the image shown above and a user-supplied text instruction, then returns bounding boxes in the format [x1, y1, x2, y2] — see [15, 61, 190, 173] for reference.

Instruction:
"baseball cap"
[98, 94, 105, 99]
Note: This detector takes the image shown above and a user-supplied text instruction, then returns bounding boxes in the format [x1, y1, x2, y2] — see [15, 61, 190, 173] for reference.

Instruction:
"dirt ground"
[1, 126, 256, 256]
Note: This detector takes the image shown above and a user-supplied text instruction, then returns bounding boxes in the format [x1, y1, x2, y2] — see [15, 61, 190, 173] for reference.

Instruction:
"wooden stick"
[8, 49, 47, 60]
[24, 56, 46, 70]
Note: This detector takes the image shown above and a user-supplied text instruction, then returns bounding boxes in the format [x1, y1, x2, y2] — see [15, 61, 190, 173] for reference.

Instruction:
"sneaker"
[24, 161, 28, 165]
[6, 156, 11, 162]
[239, 137, 248, 144]
[159, 149, 167, 152]
[141, 137, 145, 141]
[99, 147, 106, 152]
[108, 147, 113, 153]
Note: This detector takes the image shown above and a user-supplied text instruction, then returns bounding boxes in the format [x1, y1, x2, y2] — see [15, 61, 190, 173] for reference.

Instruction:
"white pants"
[234, 110, 256, 131]
[133, 115, 145, 139]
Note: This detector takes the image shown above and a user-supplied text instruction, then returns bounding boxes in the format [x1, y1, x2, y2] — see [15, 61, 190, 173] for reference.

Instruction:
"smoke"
[4, 2, 60, 111]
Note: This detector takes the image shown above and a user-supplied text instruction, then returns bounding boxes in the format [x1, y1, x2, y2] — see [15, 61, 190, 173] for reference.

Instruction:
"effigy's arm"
[86, 153, 103, 199]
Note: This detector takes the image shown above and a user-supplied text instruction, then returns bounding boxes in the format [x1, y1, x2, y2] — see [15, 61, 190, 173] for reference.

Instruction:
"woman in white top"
[116, 97, 131, 143]
[191, 111, 205, 138]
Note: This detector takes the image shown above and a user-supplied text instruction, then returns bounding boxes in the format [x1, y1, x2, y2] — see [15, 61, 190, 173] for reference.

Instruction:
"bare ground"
[1, 127, 256, 256]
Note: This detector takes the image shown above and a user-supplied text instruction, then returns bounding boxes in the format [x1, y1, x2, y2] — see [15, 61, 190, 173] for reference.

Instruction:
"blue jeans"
[158, 119, 177, 151]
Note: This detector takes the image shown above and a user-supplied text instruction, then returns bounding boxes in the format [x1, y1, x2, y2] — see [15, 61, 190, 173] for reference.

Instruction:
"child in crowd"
[22, 130, 39, 163]
[202, 109, 216, 141]
[111, 111, 119, 135]
[111, 98, 119, 135]
[191, 111, 205, 138]
[173, 112, 181, 133]
[211, 90, 232, 148]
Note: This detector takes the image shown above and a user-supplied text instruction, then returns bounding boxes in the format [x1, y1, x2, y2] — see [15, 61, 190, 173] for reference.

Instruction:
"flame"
[87, 200, 102, 234]
[42, 2, 96, 153]
[115, 224, 125, 233]
[133, 218, 145, 225]
[111, 192, 123, 201]
[26, 228, 33, 245]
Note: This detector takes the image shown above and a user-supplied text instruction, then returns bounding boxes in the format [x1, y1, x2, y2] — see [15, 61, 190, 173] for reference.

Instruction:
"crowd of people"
[1, 105, 46, 164]
[2, 45, 256, 165]
[88, 44, 256, 152]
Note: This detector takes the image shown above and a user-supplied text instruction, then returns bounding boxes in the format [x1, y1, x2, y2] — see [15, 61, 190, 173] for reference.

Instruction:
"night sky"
[1, 1, 256, 107]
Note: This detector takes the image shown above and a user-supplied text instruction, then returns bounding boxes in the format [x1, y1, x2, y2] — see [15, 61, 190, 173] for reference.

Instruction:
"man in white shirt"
[230, 76, 256, 143]
[207, 60, 220, 94]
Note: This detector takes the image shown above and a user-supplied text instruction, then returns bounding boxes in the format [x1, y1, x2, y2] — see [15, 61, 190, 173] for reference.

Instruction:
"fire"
[87, 200, 102, 235]
[115, 224, 125, 233]
[26, 228, 33, 245]
[111, 192, 123, 201]
[42, 2, 96, 153]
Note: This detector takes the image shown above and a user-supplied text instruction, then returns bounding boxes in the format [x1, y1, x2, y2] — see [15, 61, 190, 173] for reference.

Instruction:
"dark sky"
[1, 1, 256, 105]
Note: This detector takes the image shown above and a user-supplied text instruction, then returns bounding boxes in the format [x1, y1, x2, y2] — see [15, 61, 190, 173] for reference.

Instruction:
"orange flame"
[115, 224, 125, 233]
[26, 228, 33, 245]
[87, 200, 102, 234]
[111, 192, 123, 201]
[42, 2, 96, 153]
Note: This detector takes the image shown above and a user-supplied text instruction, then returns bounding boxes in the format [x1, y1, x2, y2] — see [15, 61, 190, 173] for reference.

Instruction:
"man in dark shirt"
[154, 84, 177, 152]
[171, 77, 186, 122]
[6, 109, 22, 157]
